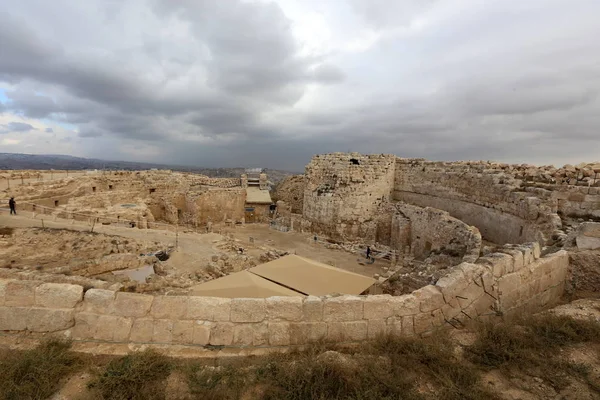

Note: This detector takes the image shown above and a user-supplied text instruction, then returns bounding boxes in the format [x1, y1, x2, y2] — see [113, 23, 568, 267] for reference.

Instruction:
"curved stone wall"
[391, 203, 482, 263]
[393, 159, 558, 244]
[303, 153, 396, 241]
[0, 247, 568, 356]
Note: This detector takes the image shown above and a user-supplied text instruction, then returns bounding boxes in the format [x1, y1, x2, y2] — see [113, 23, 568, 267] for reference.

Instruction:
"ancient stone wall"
[393, 159, 560, 244]
[392, 203, 481, 262]
[148, 189, 246, 226]
[303, 153, 396, 241]
[0, 248, 568, 356]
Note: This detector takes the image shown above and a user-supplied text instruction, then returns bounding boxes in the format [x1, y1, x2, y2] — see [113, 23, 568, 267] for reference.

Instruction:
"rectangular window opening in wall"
[54, 200, 59, 207]
[149, 188, 156, 194]
[109, 185, 113, 190]
[92, 186, 96, 192]
[520, 226, 524, 236]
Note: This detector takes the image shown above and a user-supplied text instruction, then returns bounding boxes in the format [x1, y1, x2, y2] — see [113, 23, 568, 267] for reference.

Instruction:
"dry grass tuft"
[87, 349, 172, 400]
[0, 338, 83, 400]
[467, 314, 600, 391]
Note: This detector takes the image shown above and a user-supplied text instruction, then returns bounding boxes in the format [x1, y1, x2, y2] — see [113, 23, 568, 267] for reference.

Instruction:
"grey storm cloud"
[1, 0, 600, 169]
[0, 121, 36, 134]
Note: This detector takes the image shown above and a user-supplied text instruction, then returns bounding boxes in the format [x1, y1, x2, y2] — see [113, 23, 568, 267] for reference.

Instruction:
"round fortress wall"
[0, 246, 568, 357]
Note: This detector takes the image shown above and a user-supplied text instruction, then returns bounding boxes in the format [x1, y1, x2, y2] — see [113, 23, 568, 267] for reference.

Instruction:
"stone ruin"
[0, 153, 599, 358]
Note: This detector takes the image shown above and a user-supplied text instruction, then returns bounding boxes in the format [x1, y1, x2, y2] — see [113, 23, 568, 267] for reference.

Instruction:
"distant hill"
[0, 153, 299, 183]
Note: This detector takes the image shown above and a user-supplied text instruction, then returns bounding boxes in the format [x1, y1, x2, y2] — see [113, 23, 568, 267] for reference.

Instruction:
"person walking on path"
[366, 245, 371, 260]
[8, 197, 16, 215]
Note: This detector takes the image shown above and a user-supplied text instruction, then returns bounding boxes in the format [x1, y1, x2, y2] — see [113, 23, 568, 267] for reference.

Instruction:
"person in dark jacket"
[8, 197, 16, 215]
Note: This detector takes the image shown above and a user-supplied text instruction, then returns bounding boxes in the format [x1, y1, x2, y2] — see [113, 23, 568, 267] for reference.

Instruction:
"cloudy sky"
[1, 0, 599, 171]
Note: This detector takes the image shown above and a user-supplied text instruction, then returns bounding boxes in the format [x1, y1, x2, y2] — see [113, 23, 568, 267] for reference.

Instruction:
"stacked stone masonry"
[301, 154, 591, 245]
[0, 248, 568, 353]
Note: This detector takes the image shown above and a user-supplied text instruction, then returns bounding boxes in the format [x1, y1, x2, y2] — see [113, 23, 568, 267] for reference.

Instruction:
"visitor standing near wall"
[9, 197, 16, 215]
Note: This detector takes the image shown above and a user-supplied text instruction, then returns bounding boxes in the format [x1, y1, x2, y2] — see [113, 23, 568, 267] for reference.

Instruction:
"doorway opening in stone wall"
[245, 207, 255, 223]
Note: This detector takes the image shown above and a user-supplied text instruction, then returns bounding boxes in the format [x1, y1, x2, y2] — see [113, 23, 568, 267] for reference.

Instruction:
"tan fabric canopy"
[249, 254, 376, 296]
[190, 270, 302, 298]
[245, 187, 272, 204]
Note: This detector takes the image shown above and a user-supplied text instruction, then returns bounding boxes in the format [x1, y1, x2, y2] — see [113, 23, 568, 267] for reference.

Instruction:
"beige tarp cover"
[245, 187, 272, 204]
[250, 254, 376, 296]
[190, 270, 302, 298]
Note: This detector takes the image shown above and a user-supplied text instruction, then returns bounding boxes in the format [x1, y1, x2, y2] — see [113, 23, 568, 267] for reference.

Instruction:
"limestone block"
[302, 296, 323, 321]
[153, 319, 174, 343]
[390, 294, 420, 316]
[210, 322, 234, 345]
[27, 308, 74, 332]
[113, 293, 153, 317]
[386, 317, 403, 336]
[83, 289, 115, 313]
[172, 320, 194, 344]
[504, 249, 524, 272]
[576, 222, 600, 250]
[500, 289, 521, 310]
[193, 321, 211, 345]
[498, 273, 521, 294]
[532, 242, 541, 259]
[459, 263, 487, 281]
[130, 319, 154, 342]
[524, 278, 542, 299]
[266, 297, 303, 321]
[480, 270, 496, 296]
[367, 320, 387, 339]
[473, 294, 496, 316]
[550, 263, 568, 286]
[435, 270, 468, 302]
[35, 283, 83, 309]
[151, 296, 188, 319]
[5, 280, 40, 307]
[114, 316, 134, 341]
[431, 309, 445, 327]
[0, 306, 28, 331]
[269, 322, 291, 346]
[363, 295, 393, 320]
[0, 280, 7, 306]
[519, 245, 534, 266]
[72, 312, 99, 339]
[290, 322, 327, 345]
[402, 316, 415, 336]
[253, 323, 270, 346]
[489, 253, 513, 278]
[92, 315, 115, 340]
[323, 296, 363, 322]
[187, 297, 230, 321]
[456, 283, 485, 309]
[327, 321, 368, 342]
[230, 298, 266, 323]
[233, 324, 255, 346]
[440, 300, 461, 320]
[413, 313, 434, 335]
[413, 286, 444, 313]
